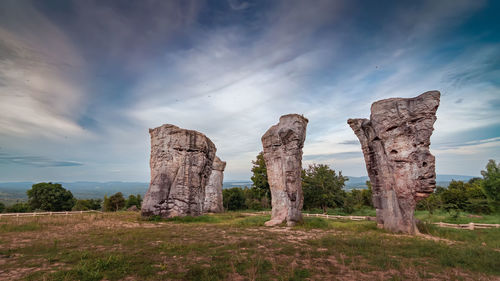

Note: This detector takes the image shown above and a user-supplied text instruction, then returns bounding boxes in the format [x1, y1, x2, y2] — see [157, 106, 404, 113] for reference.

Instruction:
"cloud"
[0, 1, 88, 139]
[0, 0, 498, 181]
[303, 152, 362, 161]
[338, 140, 360, 145]
[228, 0, 249, 10]
[0, 153, 83, 167]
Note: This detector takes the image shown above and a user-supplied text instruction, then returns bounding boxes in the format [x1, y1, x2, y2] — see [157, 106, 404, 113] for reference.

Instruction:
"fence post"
[469, 222, 474, 230]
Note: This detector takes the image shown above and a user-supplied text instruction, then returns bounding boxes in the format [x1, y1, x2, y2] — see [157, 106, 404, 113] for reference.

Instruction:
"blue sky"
[0, 0, 499, 182]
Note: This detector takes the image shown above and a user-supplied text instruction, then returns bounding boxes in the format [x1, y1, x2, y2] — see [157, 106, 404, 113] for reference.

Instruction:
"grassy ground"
[0, 212, 499, 281]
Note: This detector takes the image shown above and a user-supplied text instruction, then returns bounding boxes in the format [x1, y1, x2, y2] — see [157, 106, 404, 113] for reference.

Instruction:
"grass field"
[0, 212, 499, 280]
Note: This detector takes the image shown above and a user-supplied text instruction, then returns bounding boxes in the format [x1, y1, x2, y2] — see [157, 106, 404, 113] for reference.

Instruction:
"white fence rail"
[250, 211, 500, 230]
[433, 222, 500, 230]
[0, 210, 102, 218]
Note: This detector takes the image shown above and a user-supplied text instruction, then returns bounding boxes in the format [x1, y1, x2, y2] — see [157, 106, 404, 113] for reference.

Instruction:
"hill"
[0, 174, 475, 204]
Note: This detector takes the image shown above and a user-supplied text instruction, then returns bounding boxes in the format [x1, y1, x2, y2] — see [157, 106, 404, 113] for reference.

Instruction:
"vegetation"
[72, 199, 102, 211]
[103, 192, 126, 212]
[302, 164, 347, 213]
[0, 212, 498, 280]
[27, 182, 76, 211]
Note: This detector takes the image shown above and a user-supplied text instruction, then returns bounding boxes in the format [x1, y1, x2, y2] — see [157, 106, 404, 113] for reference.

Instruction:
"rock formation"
[262, 114, 308, 226]
[348, 91, 440, 234]
[141, 124, 216, 218]
[203, 156, 226, 213]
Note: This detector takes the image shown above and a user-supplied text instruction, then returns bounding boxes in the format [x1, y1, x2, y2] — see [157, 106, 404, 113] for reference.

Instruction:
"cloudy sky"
[0, 0, 499, 182]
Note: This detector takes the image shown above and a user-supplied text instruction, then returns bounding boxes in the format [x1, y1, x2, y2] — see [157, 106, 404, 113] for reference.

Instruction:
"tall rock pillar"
[262, 114, 308, 226]
[348, 91, 440, 234]
[203, 156, 226, 213]
[141, 124, 216, 218]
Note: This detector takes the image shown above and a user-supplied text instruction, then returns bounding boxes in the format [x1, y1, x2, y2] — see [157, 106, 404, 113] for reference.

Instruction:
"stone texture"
[141, 124, 216, 218]
[348, 91, 440, 234]
[203, 156, 226, 213]
[262, 114, 308, 226]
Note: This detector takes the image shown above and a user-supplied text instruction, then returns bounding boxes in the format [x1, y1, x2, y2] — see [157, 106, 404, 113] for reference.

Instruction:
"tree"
[73, 199, 102, 211]
[302, 164, 348, 213]
[126, 194, 142, 208]
[103, 192, 126, 211]
[27, 182, 76, 211]
[251, 152, 270, 196]
[6, 202, 31, 213]
[0, 202, 5, 213]
[481, 159, 500, 211]
[222, 187, 246, 210]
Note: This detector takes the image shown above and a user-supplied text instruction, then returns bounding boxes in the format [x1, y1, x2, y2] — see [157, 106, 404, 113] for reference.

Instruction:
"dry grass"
[0, 212, 499, 280]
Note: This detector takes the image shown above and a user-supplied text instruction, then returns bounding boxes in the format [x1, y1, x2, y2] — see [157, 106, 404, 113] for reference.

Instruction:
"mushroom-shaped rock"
[348, 91, 440, 234]
[203, 156, 226, 213]
[141, 124, 216, 218]
[261, 114, 308, 226]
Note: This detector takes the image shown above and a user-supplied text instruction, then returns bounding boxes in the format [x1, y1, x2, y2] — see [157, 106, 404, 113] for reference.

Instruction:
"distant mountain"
[344, 174, 476, 190]
[0, 174, 476, 204]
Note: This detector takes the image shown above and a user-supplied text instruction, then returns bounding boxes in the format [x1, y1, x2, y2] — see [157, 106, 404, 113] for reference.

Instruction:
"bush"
[5, 202, 32, 213]
[223, 187, 245, 210]
[103, 192, 126, 212]
[73, 199, 102, 211]
[0, 202, 5, 213]
[125, 194, 142, 209]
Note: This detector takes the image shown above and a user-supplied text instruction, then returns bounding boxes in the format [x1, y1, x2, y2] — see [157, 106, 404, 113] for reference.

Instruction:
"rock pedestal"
[261, 114, 308, 226]
[203, 156, 226, 213]
[348, 91, 440, 234]
[141, 124, 216, 218]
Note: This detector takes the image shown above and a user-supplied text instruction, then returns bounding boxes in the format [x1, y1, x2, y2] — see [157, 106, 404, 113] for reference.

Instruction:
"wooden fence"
[0, 210, 102, 218]
[432, 221, 500, 230]
[250, 211, 500, 230]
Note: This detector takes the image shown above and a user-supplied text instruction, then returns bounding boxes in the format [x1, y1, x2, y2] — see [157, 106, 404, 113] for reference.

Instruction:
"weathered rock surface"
[203, 156, 226, 213]
[141, 124, 216, 218]
[348, 91, 440, 234]
[262, 114, 308, 226]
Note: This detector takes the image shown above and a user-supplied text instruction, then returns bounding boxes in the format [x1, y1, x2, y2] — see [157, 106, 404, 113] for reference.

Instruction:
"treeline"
[0, 182, 143, 213]
[223, 154, 499, 215]
[417, 159, 499, 214]
[223, 153, 373, 213]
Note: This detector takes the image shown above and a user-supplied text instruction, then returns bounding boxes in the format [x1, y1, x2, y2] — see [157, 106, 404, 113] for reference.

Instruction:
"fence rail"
[0, 210, 102, 218]
[433, 222, 500, 230]
[250, 211, 500, 230]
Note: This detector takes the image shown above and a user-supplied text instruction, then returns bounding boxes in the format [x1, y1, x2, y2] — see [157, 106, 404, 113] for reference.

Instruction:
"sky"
[0, 0, 499, 182]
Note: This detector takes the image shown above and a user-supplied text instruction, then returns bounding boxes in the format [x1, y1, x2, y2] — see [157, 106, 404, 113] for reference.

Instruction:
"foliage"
[103, 192, 126, 212]
[0, 202, 4, 213]
[5, 202, 32, 213]
[302, 164, 348, 213]
[250, 152, 270, 198]
[222, 187, 246, 211]
[481, 159, 500, 211]
[26, 182, 76, 211]
[125, 194, 142, 209]
[73, 199, 102, 211]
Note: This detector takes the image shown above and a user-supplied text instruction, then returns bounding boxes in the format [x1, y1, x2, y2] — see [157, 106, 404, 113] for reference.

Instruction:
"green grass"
[0, 211, 499, 280]
[415, 209, 500, 224]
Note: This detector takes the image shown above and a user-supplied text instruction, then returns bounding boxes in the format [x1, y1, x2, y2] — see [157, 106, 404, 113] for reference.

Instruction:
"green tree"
[481, 159, 500, 211]
[251, 152, 270, 196]
[126, 194, 142, 208]
[302, 164, 348, 213]
[0, 202, 5, 213]
[103, 192, 126, 211]
[6, 202, 31, 213]
[72, 199, 102, 211]
[222, 187, 246, 210]
[27, 182, 75, 211]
